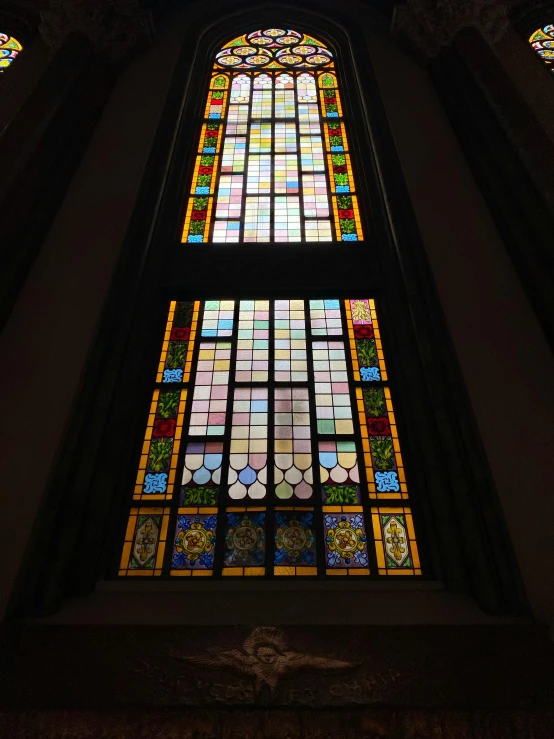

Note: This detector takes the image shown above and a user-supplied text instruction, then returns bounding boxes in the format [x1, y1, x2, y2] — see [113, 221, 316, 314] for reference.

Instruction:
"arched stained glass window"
[117, 28, 423, 580]
[181, 29, 363, 243]
[529, 25, 554, 72]
[0, 33, 22, 72]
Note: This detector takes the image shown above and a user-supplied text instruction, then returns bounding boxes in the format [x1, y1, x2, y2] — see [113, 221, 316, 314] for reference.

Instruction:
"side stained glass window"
[181, 28, 363, 243]
[529, 25, 554, 72]
[0, 33, 22, 71]
[119, 299, 421, 577]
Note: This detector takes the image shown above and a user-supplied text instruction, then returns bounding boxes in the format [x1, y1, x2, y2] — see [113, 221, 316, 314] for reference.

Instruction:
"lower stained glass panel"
[119, 297, 421, 579]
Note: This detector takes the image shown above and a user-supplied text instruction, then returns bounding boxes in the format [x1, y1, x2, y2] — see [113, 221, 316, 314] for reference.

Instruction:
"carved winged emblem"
[170, 626, 359, 696]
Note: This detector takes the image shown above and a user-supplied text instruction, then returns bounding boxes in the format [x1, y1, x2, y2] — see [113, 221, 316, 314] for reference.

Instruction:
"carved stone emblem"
[170, 626, 359, 697]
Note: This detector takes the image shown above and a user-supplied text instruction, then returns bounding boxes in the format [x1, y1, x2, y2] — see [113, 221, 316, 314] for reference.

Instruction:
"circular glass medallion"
[233, 46, 258, 56]
[278, 54, 303, 66]
[292, 45, 316, 55]
[276, 35, 299, 45]
[249, 36, 273, 45]
[217, 55, 242, 66]
[306, 54, 331, 65]
[264, 28, 286, 37]
[246, 55, 271, 66]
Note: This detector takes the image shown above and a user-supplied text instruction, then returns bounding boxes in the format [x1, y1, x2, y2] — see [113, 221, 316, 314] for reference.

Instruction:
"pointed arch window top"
[216, 29, 333, 70]
[529, 25, 554, 72]
[0, 33, 22, 72]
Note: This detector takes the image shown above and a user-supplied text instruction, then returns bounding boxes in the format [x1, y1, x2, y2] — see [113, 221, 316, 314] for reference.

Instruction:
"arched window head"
[182, 28, 363, 243]
[0, 33, 22, 72]
[529, 25, 554, 72]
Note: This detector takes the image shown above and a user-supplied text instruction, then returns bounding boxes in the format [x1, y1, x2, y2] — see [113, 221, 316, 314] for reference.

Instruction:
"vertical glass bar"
[274, 388, 313, 500]
[182, 73, 229, 243]
[236, 300, 269, 381]
[312, 340, 354, 434]
[228, 387, 268, 500]
[274, 298, 307, 381]
[134, 388, 187, 500]
[157, 300, 199, 383]
[189, 342, 231, 436]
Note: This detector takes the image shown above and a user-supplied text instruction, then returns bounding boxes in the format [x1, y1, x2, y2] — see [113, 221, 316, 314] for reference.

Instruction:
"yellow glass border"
[198, 123, 224, 155]
[331, 195, 363, 241]
[134, 388, 187, 500]
[119, 506, 170, 576]
[371, 506, 421, 575]
[182, 192, 215, 243]
[156, 301, 200, 383]
[322, 119, 350, 154]
[204, 87, 228, 119]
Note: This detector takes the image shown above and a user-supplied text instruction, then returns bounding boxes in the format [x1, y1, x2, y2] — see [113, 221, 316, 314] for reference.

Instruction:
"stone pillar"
[392, 0, 554, 350]
[0, 0, 153, 331]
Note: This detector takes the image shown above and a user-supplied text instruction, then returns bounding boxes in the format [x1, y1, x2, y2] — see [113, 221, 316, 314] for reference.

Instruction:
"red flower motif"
[338, 209, 354, 219]
[170, 326, 190, 341]
[153, 418, 177, 437]
[198, 166, 213, 174]
[366, 417, 391, 436]
[191, 210, 207, 221]
[211, 98, 223, 105]
[333, 165, 347, 174]
[354, 324, 374, 339]
[205, 129, 218, 137]
[328, 127, 341, 135]
[325, 96, 337, 104]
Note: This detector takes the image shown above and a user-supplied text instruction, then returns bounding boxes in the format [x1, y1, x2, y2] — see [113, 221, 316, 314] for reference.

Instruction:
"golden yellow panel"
[133, 388, 187, 500]
[371, 507, 421, 576]
[119, 507, 170, 576]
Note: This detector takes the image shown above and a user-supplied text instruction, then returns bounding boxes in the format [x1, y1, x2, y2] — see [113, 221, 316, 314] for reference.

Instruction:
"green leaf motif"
[363, 387, 386, 417]
[166, 341, 187, 370]
[158, 390, 180, 418]
[322, 485, 359, 505]
[200, 155, 215, 166]
[212, 90, 224, 99]
[334, 174, 348, 186]
[329, 136, 343, 146]
[197, 175, 212, 187]
[321, 74, 334, 87]
[175, 301, 193, 326]
[189, 221, 205, 235]
[337, 195, 352, 209]
[193, 197, 208, 210]
[149, 439, 173, 472]
[182, 486, 217, 505]
[370, 437, 395, 470]
[326, 103, 338, 112]
[332, 154, 346, 165]
[213, 75, 227, 85]
[357, 339, 377, 367]
[340, 218, 356, 234]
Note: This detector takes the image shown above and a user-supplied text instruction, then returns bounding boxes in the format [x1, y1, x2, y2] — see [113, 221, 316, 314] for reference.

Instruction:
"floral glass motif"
[224, 509, 266, 575]
[120, 298, 420, 578]
[171, 509, 217, 573]
[323, 509, 369, 572]
[0, 33, 22, 72]
[274, 509, 317, 574]
[529, 25, 554, 73]
[181, 29, 363, 243]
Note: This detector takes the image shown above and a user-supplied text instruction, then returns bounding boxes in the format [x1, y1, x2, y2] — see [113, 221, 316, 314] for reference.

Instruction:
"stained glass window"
[0, 33, 22, 72]
[181, 29, 363, 243]
[119, 299, 421, 577]
[529, 25, 554, 72]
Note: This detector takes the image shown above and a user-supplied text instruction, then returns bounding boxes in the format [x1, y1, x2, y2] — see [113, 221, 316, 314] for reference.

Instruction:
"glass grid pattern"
[119, 299, 421, 578]
[182, 59, 364, 243]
